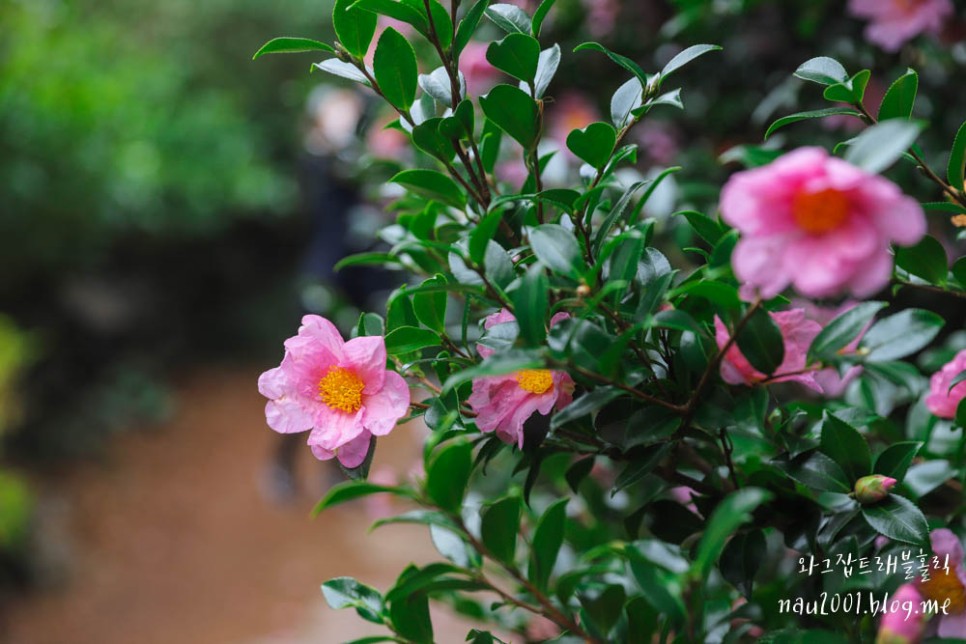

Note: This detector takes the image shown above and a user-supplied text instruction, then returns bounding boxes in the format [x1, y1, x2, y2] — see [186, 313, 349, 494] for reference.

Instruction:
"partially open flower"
[876, 583, 927, 644]
[925, 349, 966, 419]
[721, 147, 926, 299]
[258, 315, 410, 468]
[467, 310, 575, 448]
[854, 474, 898, 504]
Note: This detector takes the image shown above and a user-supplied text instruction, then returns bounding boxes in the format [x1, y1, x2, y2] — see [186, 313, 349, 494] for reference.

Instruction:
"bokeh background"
[1, 0, 965, 642]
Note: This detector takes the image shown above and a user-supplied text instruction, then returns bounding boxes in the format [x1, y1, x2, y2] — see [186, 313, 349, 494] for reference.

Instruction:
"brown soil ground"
[3, 366, 481, 644]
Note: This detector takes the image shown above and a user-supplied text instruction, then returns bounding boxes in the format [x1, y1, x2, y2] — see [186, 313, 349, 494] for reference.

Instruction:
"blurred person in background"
[261, 86, 398, 503]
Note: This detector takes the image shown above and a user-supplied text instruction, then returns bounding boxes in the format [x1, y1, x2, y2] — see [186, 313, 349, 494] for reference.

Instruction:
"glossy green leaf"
[313, 59, 370, 85]
[528, 498, 567, 591]
[765, 107, 861, 140]
[531, 0, 555, 36]
[786, 451, 852, 494]
[486, 33, 540, 83]
[455, 0, 491, 55]
[878, 69, 918, 121]
[693, 488, 771, 579]
[807, 301, 885, 362]
[391, 169, 466, 208]
[574, 41, 647, 86]
[374, 28, 418, 110]
[426, 441, 473, 512]
[384, 326, 439, 355]
[874, 442, 922, 481]
[611, 77, 643, 129]
[659, 44, 720, 78]
[529, 224, 582, 277]
[579, 584, 625, 636]
[860, 309, 944, 362]
[512, 263, 548, 346]
[734, 307, 784, 376]
[484, 3, 531, 34]
[253, 37, 334, 59]
[566, 122, 617, 170]
[860, 495, 929, 546]
[313, 481, 416, 516]
[794, 56, 848, 85]
[480, 495, 521, 565]
[479, 84, 539, 149]
[418, 67, 461, 106]
[720, 530, 765, 598]
[820, 413, 871, 482]
[822, 69, 870, 103]
[322, 577, 385, 624]
[896, 235, 947, 284]
[533, 44, 560, 98]
[333, 0, 378, 58]
[843, 119, 922, 174]
[412, 276, 447, 333]
[389, 590, 433, 642]
[412, 118, 455, 161]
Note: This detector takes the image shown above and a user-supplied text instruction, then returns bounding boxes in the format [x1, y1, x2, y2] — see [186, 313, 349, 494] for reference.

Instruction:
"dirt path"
[4, 366, 477, 644]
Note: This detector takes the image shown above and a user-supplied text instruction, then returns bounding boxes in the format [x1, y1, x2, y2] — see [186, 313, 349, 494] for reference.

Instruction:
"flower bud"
[875, 584, 926, 644]
[854, 474, 898, 504]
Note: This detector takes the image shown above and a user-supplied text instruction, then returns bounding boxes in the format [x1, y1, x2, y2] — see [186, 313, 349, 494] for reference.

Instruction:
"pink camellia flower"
[848, 0, 953, 52]
[467, 310, 575, 448]
[720, 147, 926, 299]
[925, 349, 966, 419]
[876, 583, 928, 644]
[715, 309, 823, 391]
[916, 529, 966, 638]
[258, 315, 410, 468]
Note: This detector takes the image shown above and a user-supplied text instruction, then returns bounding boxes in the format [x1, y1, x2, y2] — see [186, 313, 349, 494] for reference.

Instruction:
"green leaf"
[426, 441, 473, 512]
[470, 210, 505, 265]
[412, 118, 455, 161]
[479, 85, 538, 149]
[611, 78, 643, 129]
[334, 0, 378, 58]
[512, 264, 548, 346]
[820, 413, 871, 482]
[734, 307, 784, 376]
[480, 495, 521, 565]
[528, 498, 567, 591]
[412, 276, 447, 333]
[531, 0, 556, 36]
[384, 326, 439, 355]
[822, 69, 871, 104]
[313, 481, 415, 516]
[574, 41, 647, 87]
[566, 122, 617, 171]
[878, 69, 918, 122]
[720, 530, 765, 598]
[484, 3, 531, 34]
[659, 44, 720, 79]
[785, 451, 852, 494]
[794, 56, 848, 86]
[550, 387, 623, 430]
[843, 119, 923, 174]
[874, 442, 922, 481]
[418, 67, 460, 106]
[253, 37, 335, 59]
[313, 59, 370, 85]
[391, 169, 466, 208]
[322, 577, 385, 624]
[374, 28, 418, 111]
[389, 591, 433, 642]
[860, 495, 929, 546]
[676, 209, 725, 245]
[860, 309, 944, 362]
[533, 45, 560, 99]
[579, 584, 625, 636]
[808, 301, 885, 362]
[896, 235, 947, 284]
[454, 0, 491, 55]
[529, 224, 582, 277]
[442, 349, 544, 392]
[693, 488, 771, 579]
[430, 524, 480, 568]
[765, 107, 862, 140]
[948, 119, 966, 188]
[486, 33, 540, 83]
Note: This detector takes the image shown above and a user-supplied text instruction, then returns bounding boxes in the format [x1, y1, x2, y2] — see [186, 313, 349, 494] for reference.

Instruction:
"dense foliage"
[255, 1, 966, 642]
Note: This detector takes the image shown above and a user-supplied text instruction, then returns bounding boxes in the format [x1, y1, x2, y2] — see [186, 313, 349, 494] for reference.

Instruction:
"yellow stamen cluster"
[919, 566, 966, 614]
[318, 367, 365, 413]
[516, 369, 554, 395]
[792, 188, 850, 234]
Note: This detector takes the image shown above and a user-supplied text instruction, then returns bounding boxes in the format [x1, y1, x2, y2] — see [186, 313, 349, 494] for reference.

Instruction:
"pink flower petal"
[343, 335, 388, 393]
[363, 371, 411, 436]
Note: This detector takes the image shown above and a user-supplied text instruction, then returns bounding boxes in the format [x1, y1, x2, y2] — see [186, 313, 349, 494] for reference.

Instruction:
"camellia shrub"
[256, 1, 966, 641]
